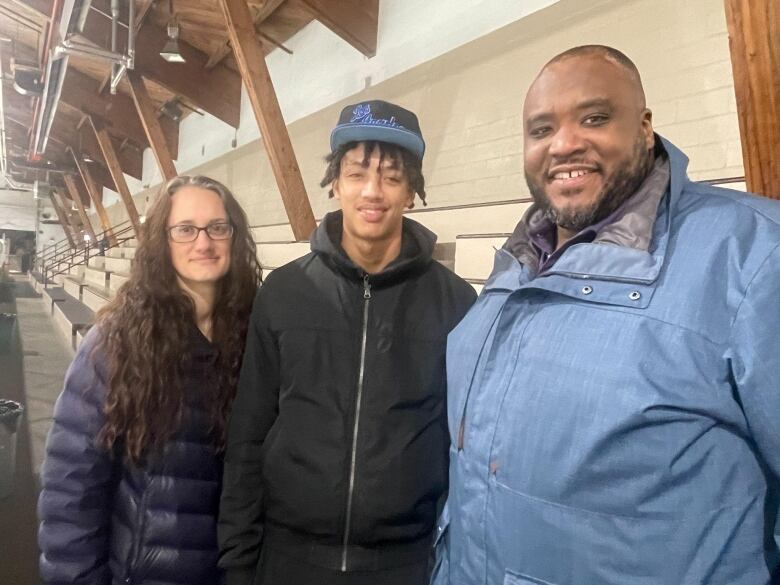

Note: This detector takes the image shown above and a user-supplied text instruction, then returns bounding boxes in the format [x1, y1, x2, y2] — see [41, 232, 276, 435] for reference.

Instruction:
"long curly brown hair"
[96, 176, 261, 463]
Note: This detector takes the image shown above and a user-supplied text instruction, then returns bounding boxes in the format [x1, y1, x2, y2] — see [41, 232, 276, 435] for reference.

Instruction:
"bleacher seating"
[38, 200, 539, 350]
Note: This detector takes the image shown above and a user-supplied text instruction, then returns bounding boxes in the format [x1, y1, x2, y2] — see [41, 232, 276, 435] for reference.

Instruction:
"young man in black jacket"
[218, 100, 476, 585]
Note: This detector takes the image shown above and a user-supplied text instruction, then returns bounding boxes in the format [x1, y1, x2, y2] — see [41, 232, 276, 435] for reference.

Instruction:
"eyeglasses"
[168, 222, 233, 243]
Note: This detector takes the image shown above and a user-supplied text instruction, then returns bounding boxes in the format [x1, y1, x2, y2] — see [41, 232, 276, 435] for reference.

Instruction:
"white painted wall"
[0, 189, 36, 231]
[0, 189, 69, 251]
[137, 0, 560, 188]
[36, 222, 67, 252]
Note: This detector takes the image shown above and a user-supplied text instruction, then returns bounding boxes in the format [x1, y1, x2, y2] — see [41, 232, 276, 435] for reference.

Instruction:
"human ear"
[641, 108, 655, 150]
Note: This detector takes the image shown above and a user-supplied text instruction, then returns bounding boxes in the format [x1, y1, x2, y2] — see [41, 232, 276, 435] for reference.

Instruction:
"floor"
[0, 274, 73, 585]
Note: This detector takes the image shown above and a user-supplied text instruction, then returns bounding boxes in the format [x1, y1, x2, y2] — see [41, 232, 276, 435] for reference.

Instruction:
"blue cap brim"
[330, 125, 425, 159]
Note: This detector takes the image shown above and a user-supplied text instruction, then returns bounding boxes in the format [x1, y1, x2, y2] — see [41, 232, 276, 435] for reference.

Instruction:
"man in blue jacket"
[434, 45, 780, 585]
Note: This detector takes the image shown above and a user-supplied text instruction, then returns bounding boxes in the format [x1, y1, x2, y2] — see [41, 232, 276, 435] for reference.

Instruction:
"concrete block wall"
[91, 0, 743, 233]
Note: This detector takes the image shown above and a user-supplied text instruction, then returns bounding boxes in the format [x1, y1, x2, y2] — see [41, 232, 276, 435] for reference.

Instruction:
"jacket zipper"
[341, 274, 371, 571]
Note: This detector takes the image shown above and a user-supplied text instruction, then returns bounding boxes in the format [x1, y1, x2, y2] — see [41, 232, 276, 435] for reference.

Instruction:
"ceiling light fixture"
[160, 0, 185, 63]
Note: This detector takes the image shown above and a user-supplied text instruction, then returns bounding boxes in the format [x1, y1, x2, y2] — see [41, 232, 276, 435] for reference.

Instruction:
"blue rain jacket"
[434, 138, 780, 585]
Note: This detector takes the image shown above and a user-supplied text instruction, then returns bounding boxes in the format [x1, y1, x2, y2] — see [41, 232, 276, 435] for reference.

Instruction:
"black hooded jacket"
[218, 212, 476, 584]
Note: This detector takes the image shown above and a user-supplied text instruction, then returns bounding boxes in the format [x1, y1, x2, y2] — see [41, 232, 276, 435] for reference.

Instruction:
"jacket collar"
[311, 210, 437, 285]
[491, 134, 687, 293]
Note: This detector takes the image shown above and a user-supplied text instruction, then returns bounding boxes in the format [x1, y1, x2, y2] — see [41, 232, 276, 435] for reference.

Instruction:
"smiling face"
[333, 142, 414, 249]
[167, 185, 232, 291]
[523, 54, 655, 232]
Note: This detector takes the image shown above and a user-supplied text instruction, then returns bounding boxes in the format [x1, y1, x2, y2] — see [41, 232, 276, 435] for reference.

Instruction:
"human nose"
[360, 173, 382, 198]
[548, 123, 587, 159]
[192, 228, 214, 249]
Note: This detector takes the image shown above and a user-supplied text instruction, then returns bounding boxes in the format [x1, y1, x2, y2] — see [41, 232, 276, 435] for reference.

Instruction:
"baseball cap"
[330, 100, 426, 160]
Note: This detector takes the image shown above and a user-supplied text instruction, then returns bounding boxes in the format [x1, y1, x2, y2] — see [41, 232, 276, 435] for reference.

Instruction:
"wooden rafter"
[89, 116, 143, 236]
[62, 174, 97, 242]
[220, 0, 316, 240]
[49, 191, 77, 248]
[60, 69, 151, 148]
[299, 0, 378, 57]
[206, 0, 286, 69]
[724, 0, 780, 198]
[127, 72, 178, 182]
[70, 147, 118, 245]
[76, 4, 242, 128]
[135, 0, 156, 27]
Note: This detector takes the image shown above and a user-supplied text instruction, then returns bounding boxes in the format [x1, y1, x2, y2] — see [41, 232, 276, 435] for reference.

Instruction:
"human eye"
[209, 222, 231, 237]
[528, 125, 552, 138]
[172, 224, 196, 238]
[583, 113, 609, 126]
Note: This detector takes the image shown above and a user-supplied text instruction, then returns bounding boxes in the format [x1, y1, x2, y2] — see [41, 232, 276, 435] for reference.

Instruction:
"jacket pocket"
[504, 570, 559, 585]
[430, 505, 450, 584]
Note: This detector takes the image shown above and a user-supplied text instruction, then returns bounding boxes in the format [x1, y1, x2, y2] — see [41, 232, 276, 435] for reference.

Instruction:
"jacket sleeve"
[37, 329, 115, 585]
[729, 243, 780, 543]
[218, 286, 281, 585]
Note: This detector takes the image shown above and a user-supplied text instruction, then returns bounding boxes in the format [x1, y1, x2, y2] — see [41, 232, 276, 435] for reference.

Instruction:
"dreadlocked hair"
[320, 140, 427, 208]
[96, 175, 262, 464]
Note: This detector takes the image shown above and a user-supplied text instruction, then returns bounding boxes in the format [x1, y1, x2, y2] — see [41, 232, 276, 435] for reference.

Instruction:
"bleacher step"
[82, 285, 112, 313]
[53, 296, 94, 351]
[454, 234, 510, 281]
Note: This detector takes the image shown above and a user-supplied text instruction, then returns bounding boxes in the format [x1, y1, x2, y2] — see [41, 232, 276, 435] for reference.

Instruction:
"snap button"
[581, 286, 593, 295]
[629, 291, 641, 301]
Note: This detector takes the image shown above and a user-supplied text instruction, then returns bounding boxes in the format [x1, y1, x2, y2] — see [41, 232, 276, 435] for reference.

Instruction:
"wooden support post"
[49, 192, 77, 248]
[220, 0, 317, 240]
[63, 174, 97, 244]
[90, 118, 143, 237]
[70, 148, 118, 246]
[127, 72, 178, 182]
[724, 0, 780, 198]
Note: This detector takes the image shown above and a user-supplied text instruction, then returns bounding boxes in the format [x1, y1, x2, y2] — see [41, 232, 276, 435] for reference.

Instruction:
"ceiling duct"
[32, 52, 68, 155]
[34, 0, 136, 154]
[0, 39, 33, 191]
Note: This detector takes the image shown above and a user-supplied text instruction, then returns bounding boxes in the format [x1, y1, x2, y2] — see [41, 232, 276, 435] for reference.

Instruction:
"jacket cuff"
[225, 567, 255, 585]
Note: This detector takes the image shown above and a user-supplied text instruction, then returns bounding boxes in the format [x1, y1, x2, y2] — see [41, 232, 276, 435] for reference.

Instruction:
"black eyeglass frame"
[167, 222, 234, 243]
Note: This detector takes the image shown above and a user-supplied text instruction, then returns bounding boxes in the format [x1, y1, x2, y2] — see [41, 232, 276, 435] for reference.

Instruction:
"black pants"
[254, 546, 431, 585]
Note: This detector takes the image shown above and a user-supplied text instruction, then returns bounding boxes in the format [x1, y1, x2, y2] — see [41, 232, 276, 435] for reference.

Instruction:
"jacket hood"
[310, 210, 437, 285]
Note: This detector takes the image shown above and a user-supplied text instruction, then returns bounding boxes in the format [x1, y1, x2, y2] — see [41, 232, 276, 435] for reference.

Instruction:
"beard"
[525, 134, 653, 233]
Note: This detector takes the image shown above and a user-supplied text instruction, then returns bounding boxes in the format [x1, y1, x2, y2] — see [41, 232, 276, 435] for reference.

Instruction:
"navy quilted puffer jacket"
[38, 326, 224, 585]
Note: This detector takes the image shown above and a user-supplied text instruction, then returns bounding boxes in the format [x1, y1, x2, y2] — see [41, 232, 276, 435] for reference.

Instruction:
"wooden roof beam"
[59, 69, 164, 152]
[127, 71, 178, 182]
[47, 114, 144, 180]
[77, 5, 241, 128]
[49, 191, 78, 248]
[62, 173, 98, 242]
[220, 0, 315, 240]
[70, 147, 118, 245]
[724, 0, 780, 199]
[89, 116, 142, 236]
[299, 0, 378, 57]
[206, 0, 286, 68]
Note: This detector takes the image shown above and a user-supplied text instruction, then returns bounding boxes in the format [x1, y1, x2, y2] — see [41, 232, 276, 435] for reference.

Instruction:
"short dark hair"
[548, 45, 642, 80]
[320, 140, 427, 208]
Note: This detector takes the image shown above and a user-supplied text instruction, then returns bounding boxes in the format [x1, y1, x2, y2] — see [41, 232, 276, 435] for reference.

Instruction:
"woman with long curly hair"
[38, 175, 261, 585]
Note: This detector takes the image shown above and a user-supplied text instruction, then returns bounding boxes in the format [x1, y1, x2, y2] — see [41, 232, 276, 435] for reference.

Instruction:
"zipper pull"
[362, 274, 371, 299]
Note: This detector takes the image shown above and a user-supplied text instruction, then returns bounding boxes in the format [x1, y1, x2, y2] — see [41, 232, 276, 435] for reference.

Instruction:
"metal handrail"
[42, 222, 137, 287]
[38, 219, 133, 269]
